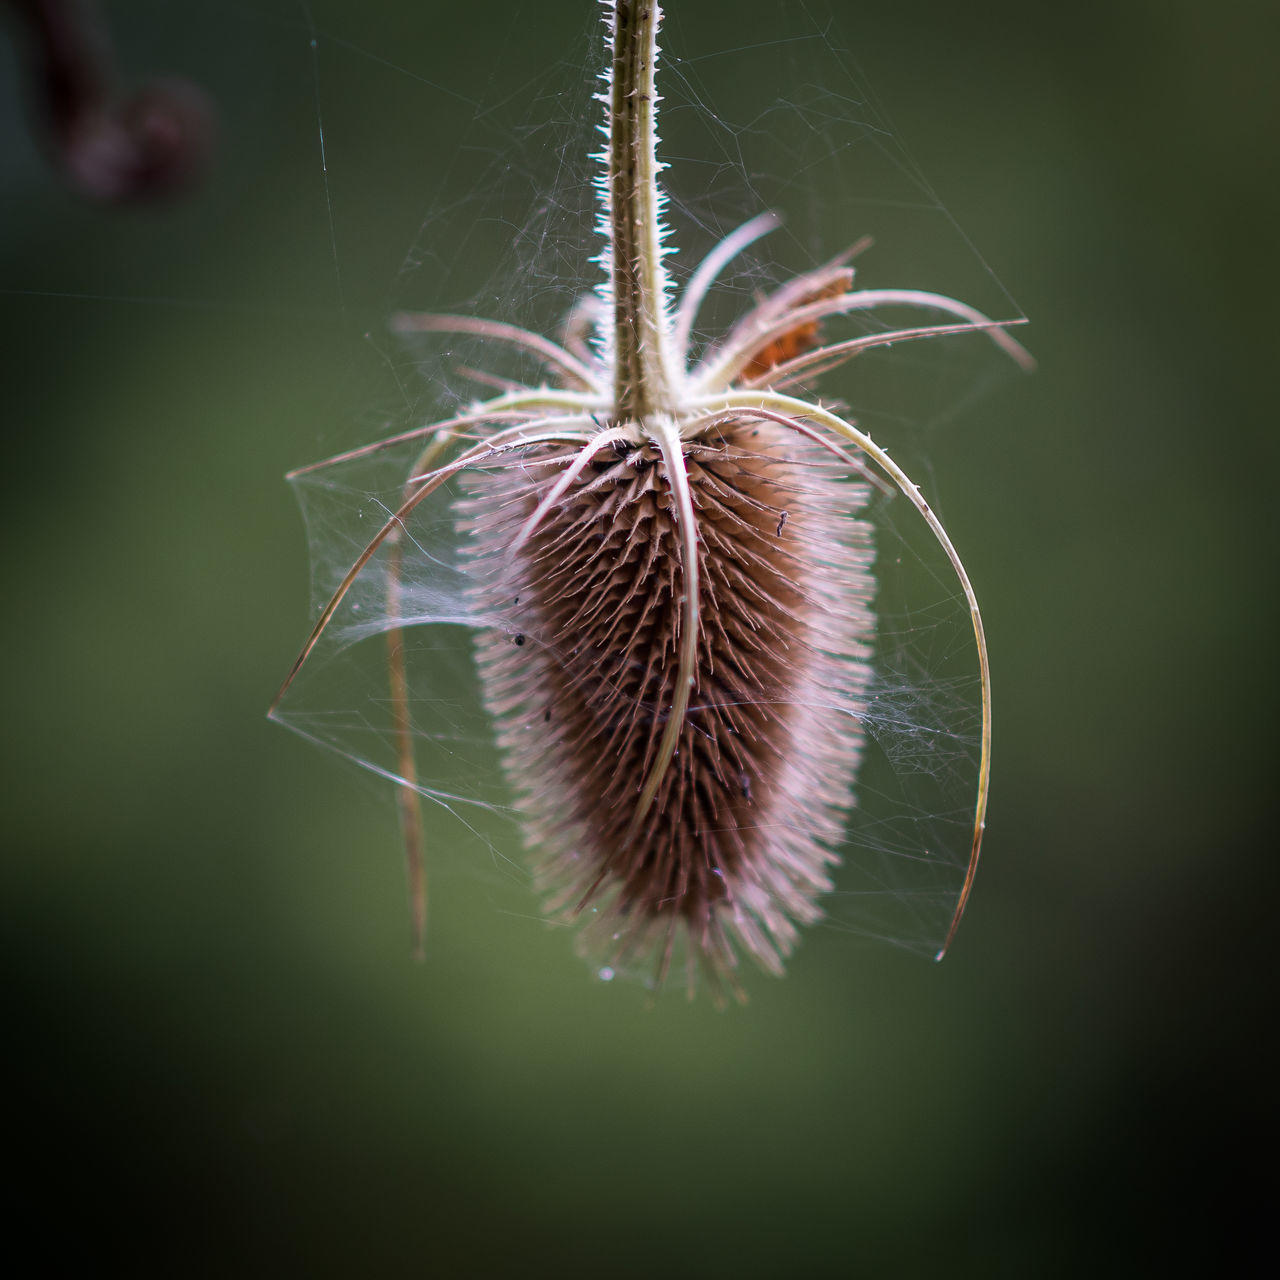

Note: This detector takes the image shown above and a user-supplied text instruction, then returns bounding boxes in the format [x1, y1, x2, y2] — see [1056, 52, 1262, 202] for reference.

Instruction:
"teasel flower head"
[273, 0, 1033, 1002]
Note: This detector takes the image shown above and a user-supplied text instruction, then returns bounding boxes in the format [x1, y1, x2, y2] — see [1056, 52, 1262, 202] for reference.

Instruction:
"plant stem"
[606, 0, 673, 420]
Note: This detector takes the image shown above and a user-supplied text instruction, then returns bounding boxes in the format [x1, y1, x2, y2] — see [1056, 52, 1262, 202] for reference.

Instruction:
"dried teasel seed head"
[461, 416, 874, 998]
[273, 0, 1031, 996]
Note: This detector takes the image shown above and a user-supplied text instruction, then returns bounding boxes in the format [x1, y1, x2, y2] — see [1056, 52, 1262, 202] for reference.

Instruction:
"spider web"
[270, 1, 1029, 981]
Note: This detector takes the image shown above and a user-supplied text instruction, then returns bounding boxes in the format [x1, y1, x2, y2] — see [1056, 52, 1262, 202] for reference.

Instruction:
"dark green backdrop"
[2, 1, 1272, 1273]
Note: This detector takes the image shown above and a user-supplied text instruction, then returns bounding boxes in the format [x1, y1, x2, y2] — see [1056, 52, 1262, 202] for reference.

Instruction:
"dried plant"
[272, 0, 1031, 1000]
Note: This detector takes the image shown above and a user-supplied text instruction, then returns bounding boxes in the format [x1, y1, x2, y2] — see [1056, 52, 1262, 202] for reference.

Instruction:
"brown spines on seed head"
[459, 417, 874, 997]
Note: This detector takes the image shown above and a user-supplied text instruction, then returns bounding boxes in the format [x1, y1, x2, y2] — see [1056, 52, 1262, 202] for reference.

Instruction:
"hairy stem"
[606, 0, 673, 419]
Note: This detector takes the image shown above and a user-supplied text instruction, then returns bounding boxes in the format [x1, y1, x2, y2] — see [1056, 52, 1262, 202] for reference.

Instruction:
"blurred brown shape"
[7, 0, 216, 201]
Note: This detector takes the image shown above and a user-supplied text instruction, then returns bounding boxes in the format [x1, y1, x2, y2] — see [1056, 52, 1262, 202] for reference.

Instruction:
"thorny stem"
[605, 0, 674, 420]
[602, 1, 700, 842]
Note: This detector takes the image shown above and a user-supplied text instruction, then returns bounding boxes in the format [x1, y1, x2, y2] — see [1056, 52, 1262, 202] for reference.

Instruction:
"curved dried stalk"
[671, 210, 781, 365]
[285, 390, 602, 479]
[695, 287, 1033, 392]
[701, 388, 992, 959]
[270, 425, 594, 711]
[391, 313, 605, 394]
[386, 427, 456, 958]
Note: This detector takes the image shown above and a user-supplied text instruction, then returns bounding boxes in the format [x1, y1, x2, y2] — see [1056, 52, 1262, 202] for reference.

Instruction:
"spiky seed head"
[461, 415, 874, 997]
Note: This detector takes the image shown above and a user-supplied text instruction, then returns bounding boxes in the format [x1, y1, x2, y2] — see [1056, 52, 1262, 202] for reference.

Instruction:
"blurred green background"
[2, 0, 1272, 1273]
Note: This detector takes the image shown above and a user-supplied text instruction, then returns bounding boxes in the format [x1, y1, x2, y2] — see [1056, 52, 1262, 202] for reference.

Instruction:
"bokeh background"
[2, 1, 1273, 1273]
